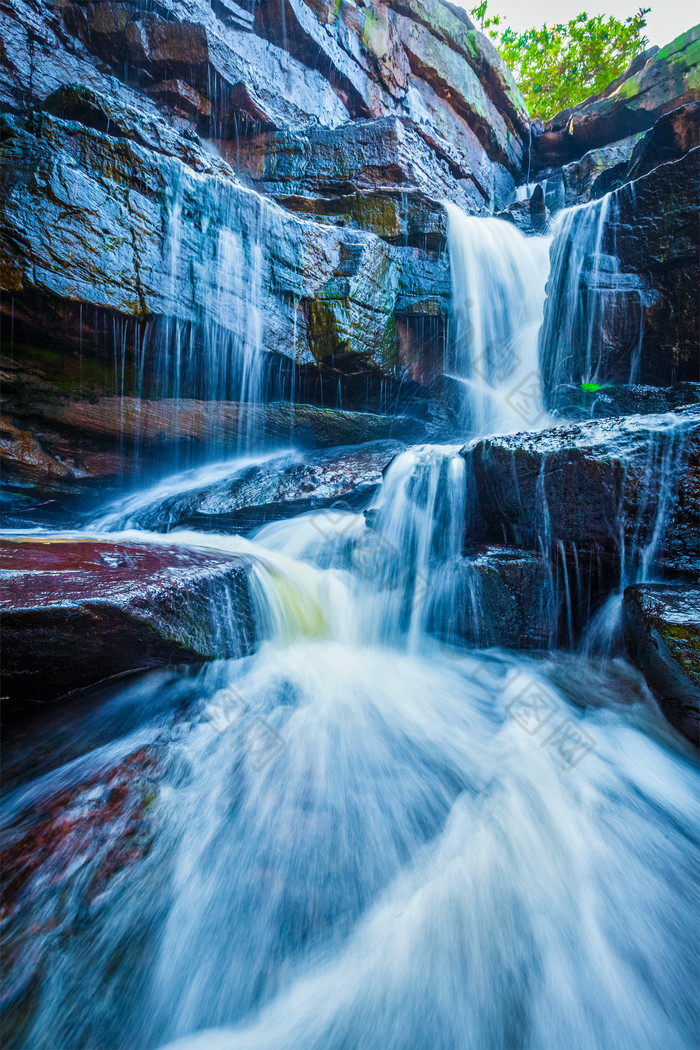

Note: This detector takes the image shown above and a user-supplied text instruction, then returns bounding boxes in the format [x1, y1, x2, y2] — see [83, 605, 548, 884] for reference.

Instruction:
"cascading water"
[445, 203, 551, 436]
[145, 178, 268, 463]
[3, 196, 699, 1050]
[539, 193, 646, 402]
[583, 408, 697, 656]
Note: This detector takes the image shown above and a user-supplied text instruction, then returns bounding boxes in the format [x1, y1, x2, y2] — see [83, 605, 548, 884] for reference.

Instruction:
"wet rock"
[461, 409, 700, 576]
[0, 110, 449, 387]
[146, 79, 213, 121]
[0, 0, 150, 114]
[388, 0, 528, 138]
[1, 745, 159, 920]
[41, 83, 228, 173]
[254, 0, 385, 119]
[228, 116, 477, 229]
[532, 27, 700, 169]
[559, 134, 640, 207]
[252, 0, 528, 180]
[391, 11, 523, 175]
[540, 146, 699, 392]
[0, 0, 535, 414]
[0, 417, 73, 484]
[668, 426, 700, 577]
[106, 440, 405, 532]
[626, 100, 700, 180]
[0, 740, 160, 1039]
[623, 584, 700, 743]
[444, 545, 555, 649]
[2, 394, 422, 492]
[495, 184, 548, 235]
[611, 147, 700, 386]
[548, 382, 700, 421]
[26, 396, 416, 454]
[68, 0, 350, 132]
[0, 539, 255, 710]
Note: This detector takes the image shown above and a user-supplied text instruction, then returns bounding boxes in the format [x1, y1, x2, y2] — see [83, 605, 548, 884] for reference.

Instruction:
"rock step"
[460, 409, 700, 577]
[0, 539, 255, 715]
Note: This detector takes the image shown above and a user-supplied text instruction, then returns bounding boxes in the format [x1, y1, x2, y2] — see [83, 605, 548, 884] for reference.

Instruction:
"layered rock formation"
[0, 538, 255, 714]
[0, 0, 532, 479]
[0, 4, 698, 741]
[531, 27, 700, 172]
[538, 102, 699, 403]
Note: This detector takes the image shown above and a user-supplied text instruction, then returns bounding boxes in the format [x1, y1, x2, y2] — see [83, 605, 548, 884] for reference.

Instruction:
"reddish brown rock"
[0, 539, 254, 712]
[146, 79, 212, 120]
[0, 418, 72, 483]
[2, 397, 421, 492]
[0, 746, 159, 924]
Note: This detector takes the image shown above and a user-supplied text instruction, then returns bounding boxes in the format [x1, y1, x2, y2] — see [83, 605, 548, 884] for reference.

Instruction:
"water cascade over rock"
[1, 5, 699, 1050]
[445, 204, 551, 435]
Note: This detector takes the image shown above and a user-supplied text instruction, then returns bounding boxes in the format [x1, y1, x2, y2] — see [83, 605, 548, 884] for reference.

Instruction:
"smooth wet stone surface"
[0, 539, 255, 713]
[461, 409, 700, 575]
[107, 440, 405, 532]
[1, 397, 422, 491]
[548, 382, 700, 420]
[623, 583, 700, 743]
[446, 545, 555, 649]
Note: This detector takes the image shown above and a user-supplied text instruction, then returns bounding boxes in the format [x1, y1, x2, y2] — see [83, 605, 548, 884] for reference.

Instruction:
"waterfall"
[583, 409, 696, 655]
[5, 496, 698, 1050]
[3, 146, 699, 1050]
[445, 203, 551, 436]
[148, 181, 268, 458]
[363, 444, 468, 648]
[539, 193, 645, 403]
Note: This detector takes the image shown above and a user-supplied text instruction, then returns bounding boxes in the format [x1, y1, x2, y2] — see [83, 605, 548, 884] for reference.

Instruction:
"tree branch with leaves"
[471, 3, 650, 120]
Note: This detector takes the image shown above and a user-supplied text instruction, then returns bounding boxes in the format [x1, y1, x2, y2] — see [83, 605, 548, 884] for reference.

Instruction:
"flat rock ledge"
[0, 539, 255, 716]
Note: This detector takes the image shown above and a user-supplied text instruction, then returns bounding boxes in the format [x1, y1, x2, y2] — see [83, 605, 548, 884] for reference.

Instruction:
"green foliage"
[471, 4, 650, 120]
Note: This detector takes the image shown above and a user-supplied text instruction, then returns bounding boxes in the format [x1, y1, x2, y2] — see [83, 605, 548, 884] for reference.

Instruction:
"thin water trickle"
[540, 192, 646, 401]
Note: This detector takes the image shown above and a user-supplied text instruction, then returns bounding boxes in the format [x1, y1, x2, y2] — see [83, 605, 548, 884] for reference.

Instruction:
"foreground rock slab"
[0, 539, 254, 714]
[623, 584, 700, 744]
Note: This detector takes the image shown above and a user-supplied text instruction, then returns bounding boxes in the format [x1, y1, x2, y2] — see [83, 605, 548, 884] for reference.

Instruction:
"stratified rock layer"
[532, 27, 700, 170]
[0, 539, 255, 712]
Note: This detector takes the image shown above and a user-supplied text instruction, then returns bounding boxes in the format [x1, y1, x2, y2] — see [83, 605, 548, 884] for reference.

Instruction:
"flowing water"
[2, 202, 698, 1050]
[445, 203, 551, 436]
[539, 193, 646, 400]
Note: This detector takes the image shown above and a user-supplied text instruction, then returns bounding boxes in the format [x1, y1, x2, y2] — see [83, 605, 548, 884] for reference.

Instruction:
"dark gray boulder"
[623, 584, 700, 743]
[461, 409, 700, 577]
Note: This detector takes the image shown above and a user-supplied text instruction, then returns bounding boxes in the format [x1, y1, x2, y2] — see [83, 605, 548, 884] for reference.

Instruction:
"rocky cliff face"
[531, 27, 700, 172]
[1, 4, 699, 492]
[0, 0, 531, 463]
